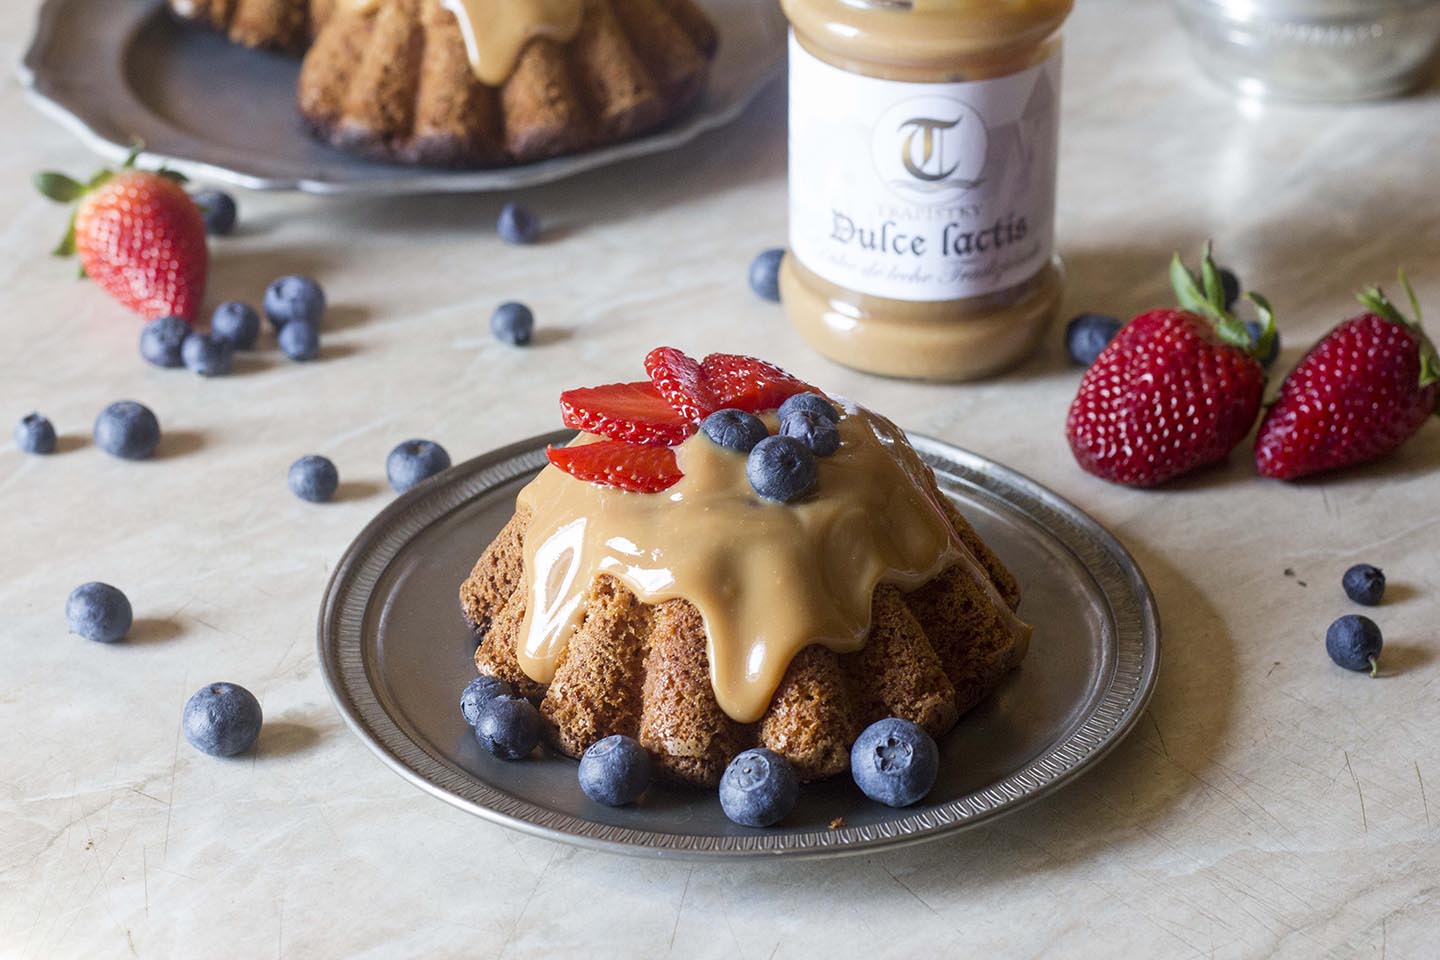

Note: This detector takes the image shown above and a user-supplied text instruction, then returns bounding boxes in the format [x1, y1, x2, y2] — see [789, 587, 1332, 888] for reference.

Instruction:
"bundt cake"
[168, 0, 719, 168]
[167, 0, 339, 53]
[458, 348, 1032, 787]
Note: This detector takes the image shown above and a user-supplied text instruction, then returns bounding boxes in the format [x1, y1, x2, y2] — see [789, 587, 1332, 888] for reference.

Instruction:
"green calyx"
[1356, 269, 1439, 391]
[32, 143, 183, 261]
[1169, 242, 1275, 360]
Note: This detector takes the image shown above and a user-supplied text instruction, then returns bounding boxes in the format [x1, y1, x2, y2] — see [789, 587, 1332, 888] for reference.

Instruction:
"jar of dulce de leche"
[779, 0, 1073, 381]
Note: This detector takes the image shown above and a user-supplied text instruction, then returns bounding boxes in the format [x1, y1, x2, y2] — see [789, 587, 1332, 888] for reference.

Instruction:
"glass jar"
[779, 0, 1073, 381]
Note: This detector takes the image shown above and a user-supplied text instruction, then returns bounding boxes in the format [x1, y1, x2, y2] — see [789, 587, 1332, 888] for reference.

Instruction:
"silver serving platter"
[19, 0, 784, 195]
[317, 431, 1160, 861]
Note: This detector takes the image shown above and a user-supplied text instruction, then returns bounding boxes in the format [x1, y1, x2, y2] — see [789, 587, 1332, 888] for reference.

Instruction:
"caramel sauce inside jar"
[780, 0, 1073, 381]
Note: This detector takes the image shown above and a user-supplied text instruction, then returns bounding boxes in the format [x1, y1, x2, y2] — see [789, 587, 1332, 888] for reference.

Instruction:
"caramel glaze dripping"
[440, 0, 584, 86]
[341, 0, 584, 86]
[513, 403, 1029, 724]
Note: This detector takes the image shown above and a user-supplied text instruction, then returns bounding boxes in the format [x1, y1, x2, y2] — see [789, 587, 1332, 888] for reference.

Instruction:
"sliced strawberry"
[701, 353, 813, 412]
[547, 440, 683, 493]
[560, 381, 694, 446]
[644, 347, 723, 421]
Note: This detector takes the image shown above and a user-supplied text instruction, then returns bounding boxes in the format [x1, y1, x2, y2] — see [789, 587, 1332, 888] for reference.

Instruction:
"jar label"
[788, 34, 1061, 302]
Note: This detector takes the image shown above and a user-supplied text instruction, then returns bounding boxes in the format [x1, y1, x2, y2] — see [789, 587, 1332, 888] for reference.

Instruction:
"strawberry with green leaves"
[1065, 246, 1276, 487]
[35, 153, 208, 322]
[1255, 274, 1438, 480]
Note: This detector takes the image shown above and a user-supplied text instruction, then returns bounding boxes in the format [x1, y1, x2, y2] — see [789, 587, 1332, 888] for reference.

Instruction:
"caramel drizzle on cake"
[514, 404, 1028, 724]
[342, 0, 585, 86]
[441, 0, 585, 86]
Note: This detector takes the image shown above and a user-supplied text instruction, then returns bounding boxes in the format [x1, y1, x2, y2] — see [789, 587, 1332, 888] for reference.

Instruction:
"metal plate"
[318, 431, 1160, 861]
[19, 0, 785, 195]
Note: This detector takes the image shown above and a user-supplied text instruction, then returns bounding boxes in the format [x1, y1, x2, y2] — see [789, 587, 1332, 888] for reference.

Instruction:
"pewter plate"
[318, 431, 1160, 861]
[19, 0, 784, 195]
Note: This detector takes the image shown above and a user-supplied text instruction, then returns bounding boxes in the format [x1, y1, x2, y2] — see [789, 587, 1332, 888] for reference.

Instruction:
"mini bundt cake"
[298, 0, 718, 166]
[458, 348, 1032, 787]
[168, 0, 720, 168]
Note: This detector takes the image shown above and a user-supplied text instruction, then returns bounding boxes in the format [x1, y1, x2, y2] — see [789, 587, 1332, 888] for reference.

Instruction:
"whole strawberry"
[35, 154, 207, 322]
[1255, 275, 1438, 480]
[1066, 247, 1275, 487]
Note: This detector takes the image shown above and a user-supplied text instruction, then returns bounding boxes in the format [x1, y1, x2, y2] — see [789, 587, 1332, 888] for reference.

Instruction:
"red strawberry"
[546, 440, 683, 493]
[644, 347, 722, 421]
[36, 156, 208, 322]
[1066, 247, 1273, 487]
[559, 381, 695, 446]
[1255, 276, 1438, 480]
[644, 346, 816, 420]
[700, 353, 813, 412]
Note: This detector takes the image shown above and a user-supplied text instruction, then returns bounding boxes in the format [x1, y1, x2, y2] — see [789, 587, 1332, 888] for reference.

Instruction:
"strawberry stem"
[1247, 292, 1278, 361]
[52, 216, 77, 258]
[34, 172, 85, 204]
[1169, 244, 1261, 354]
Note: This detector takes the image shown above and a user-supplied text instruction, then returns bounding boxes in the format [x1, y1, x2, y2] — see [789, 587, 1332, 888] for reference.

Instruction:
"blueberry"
[15, 413, 56, 455]
[1342, 564, 1386, 606]
[1326, 615, 1383, 676]
[490, 302, 534, 346]
[746, 436, 817, 503]
[850, 718, 939, 807]
[277, 321, 320, 362]
[701, 409, 769, 453]
[386, 438, 451, 493]
[93, 401, 160, 460]
[192, 188, 237, 237]
[139, 316, 191, 368]
[1064, 313, 1122, 366]
[183, 682, 263, 757]
[777, 392, 838, 424]
[264, 275, 326, 329]
[211, 301, 261, 350]
[181, 333, 234, 377]
[474, 694, 541, 760]
[578, 735, 652, 806]
[65, 582, 132, 643]
[749, 248, 784, 302]
[460, 675, 514, 727]
[719, 748, 798, 827]
[1219, 267, 1241, 310]
[497, 203, 540, 245]
[287, 455, 339, 503]
[1245, 320, 1281, 369]
[779, 410, 840, 457]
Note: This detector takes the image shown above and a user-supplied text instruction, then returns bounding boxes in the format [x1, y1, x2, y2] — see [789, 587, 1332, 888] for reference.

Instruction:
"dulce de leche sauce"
[512, 405, 1022, 724]
[347, 0, 583, 86]
[779, 0, 1073, 381]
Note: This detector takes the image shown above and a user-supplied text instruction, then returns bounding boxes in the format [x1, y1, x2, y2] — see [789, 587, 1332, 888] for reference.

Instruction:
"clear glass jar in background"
[779, 0, 1074, 382]
[1172, 0, 1440, 102]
